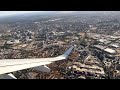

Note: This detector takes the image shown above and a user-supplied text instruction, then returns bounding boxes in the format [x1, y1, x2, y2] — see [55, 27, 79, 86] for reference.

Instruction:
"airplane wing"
[0, 46, 74, 79]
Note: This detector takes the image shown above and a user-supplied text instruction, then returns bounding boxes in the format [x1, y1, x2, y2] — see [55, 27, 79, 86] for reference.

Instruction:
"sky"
[0, 11, 77, 17]
[0, 11, 50, 17]
[0, 11, 116, 17]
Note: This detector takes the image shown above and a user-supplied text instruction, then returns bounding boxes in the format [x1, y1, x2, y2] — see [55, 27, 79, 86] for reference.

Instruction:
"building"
[104, 48, 116, 55]
[92, 45, 116, 55]
[7, 39, 20, 45]
[93, 45, 106, 51]
[109, 44, 119, 48]
[0, 40, 6, 47]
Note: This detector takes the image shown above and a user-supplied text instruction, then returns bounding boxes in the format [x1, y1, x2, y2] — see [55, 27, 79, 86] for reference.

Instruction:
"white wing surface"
[0, 46, 74, 75]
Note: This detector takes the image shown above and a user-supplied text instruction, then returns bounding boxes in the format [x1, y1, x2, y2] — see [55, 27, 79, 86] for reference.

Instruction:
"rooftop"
[93, 45, 106, 50]
[104, 48, 116, 54]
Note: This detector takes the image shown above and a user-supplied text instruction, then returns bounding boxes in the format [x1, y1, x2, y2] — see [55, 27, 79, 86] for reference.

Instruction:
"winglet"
[56, 46, 74, 59]
[62, 46, 74, 58]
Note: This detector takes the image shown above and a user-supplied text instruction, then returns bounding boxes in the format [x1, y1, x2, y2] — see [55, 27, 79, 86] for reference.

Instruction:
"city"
[0, 11, 120, 79]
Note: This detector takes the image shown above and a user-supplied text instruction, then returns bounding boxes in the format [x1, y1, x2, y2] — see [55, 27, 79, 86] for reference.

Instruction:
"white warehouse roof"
[104, 48, 116, 54]
[110, 44, 119, 48]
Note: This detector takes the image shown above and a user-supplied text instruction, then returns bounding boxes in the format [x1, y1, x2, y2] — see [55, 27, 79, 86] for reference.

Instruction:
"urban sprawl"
[0, 13, 120, 79]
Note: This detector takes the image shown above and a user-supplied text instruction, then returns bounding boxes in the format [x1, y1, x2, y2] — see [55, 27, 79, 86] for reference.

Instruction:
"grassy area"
[1, 35, 12, 40]
[1, 44, 11, 49]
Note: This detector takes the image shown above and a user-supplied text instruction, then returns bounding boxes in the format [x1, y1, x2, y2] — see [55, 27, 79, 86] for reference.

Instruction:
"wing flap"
[33, 65, 51, 72]
[0, 73, 17, 79]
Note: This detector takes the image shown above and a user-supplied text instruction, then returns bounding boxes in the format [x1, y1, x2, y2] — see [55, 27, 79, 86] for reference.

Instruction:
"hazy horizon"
[0, 11, 54, 17]
[0, 11, 119, 17]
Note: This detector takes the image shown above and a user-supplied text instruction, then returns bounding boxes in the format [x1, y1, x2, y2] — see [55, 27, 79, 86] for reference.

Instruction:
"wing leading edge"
[0, 46, 74, 75]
